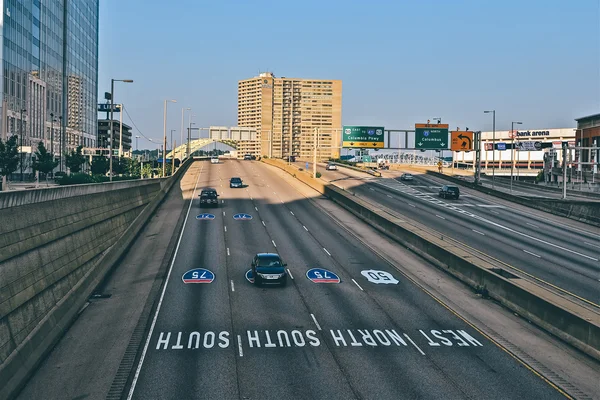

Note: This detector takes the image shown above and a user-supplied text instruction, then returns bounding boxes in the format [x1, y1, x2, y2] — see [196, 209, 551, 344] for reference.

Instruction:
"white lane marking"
[404, 334, 426, 355]
[351, 278, 364, 291]
[224, 226, 227, 232]
[255, 206, 258, 211]
[303, 225, 308, 231]
[585, 241, 600, 249]
[472, 214, 598, 261]
[287, 268, 294, 279]
[222, 200, 224, 203]
[281, 200, 284, 203]
[523, 249, 541, 258]
[323, 248, 331, 256]
[227, 248, 230, 256]
[369, 188, 375, 191]
[273, 191, 276, 194]
[409, 203, 416, 207]
[290, 211, 294, 216]
[272, 240, 277, 247]
[250, 197, 253, 200]
[490, 210, 500, 215]
[222, 211, 225, 217]
[472, 229, 485, 236]
[237, 335, 243, 357]
[230, 280, 235, 292]
[435, 215, 446, 220]
[526, 222, 539, 228]
[262, 220, 266, 226]
[127, 163, 203, 399]
[310, 313, 322, 331]
[387, 194, 393, 198]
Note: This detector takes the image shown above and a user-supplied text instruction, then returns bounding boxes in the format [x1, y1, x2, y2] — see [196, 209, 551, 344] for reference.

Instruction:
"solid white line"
[323, 248, 331, 256]
[255, 206, 258, 211]
[227, 248, 230, 256]
[472, 229, 485, 236]
[435, 215, 446, 220]
[526, 222, 539, 228]
[523, 249, 541, 258]
[409, 203, 416, 207]
[127, 163, 203, 400]
[272, 240, 277, 247]
[351, 278, 364, 291]
[387, 194, 393, 198]
[237, 335, 243, 357]
[310, 313, 322, 331]
[224, 226, 227, 232]
[584, 241, 600, 249]
[262, 220, 266, 226]
[287, 268, 294, 279]
[303, 225, 308, 231]
[404, 334, 425, 355]
[230, 280, 235, 292]
[290, 211, 294, 216]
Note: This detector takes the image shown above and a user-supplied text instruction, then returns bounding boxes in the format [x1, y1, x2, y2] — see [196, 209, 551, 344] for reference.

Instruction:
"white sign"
[361, 269, 399, 285]
[515, 141, 542, 151]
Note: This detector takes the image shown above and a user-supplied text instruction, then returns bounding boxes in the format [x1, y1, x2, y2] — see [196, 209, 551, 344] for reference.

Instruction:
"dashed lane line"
[303, 225, 308, 231]
[405, 334, 426, 355]
[287, 269, 294, 280]
[472, 229, 485, 236]
[230, 280, 235, 292]
[272, 240, 277, 248]
[323, 248, 331, 256]
[310, 314, 322, 331]
[352, 279, 364, 291]
[523, 249, 541, 258]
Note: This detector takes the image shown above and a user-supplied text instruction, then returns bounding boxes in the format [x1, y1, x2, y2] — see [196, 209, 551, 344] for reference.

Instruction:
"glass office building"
[0, 0, 99, 163]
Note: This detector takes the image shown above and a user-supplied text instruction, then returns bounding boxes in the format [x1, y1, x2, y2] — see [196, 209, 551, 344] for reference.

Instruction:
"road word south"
[155, 329, 482, 350]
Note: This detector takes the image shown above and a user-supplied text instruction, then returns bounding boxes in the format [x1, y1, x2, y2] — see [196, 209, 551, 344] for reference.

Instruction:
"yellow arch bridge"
[165, 139, 238, 160]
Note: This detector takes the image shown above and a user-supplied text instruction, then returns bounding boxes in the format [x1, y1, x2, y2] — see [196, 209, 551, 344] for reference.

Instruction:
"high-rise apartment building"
[0, 0, 99, 169]
[238, 72, 342, 160]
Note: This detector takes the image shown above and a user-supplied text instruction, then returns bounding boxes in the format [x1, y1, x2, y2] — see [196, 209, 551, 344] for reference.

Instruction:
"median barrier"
[424, 171, 600, 227]
[0, 159, 194, 400]
[262, 158, 600, 362]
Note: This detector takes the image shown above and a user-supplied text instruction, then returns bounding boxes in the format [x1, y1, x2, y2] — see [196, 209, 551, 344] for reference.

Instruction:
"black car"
[230, 177, 243, 188]
[243, 154, 252, 160]
[199, 188, 219, 207]
[439, 185, 460, 199]
[251, 253, 288, 286]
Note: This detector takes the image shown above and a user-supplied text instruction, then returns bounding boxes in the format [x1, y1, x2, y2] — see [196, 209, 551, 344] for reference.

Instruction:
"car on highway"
[399, 173, 413, 181]
[326, 162, 337, 171]
[210, 156, 219, 164]
[251, 253, 288, 286]
[199, 188, 219, 207]
[243, 154, 252, 160]
[230, 177, 243, 188]
[439, 185, 460, 199]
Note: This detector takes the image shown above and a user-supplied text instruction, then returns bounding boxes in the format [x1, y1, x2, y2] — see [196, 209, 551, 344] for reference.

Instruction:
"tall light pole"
[20, 108, 26, 181]
[187, 114, 195, 158]
[58, 116, 63, 172]
[163, 99, 177, 177]
[109, 79, 133, 181]
[50, 113, 55, 169]
[135, 135, 140, 152]
[484, 110, 495, 188]
[181, 107, 190, 160]
[118, 104, 124, 157]
[313, 128, 318, 178]
[510, 121, 523, 193]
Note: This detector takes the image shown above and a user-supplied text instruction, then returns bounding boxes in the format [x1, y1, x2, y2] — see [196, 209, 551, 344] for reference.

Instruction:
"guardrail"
[261, 158, 600, 362]
[329, 162, 382, 177]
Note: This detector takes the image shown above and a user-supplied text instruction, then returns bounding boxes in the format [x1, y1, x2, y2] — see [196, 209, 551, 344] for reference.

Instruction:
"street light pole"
[181, 107, 190, 160]
[510, 121, 523, 193]
[109, 79, 133, 181]
[135, 135, 140, 152]
[50, 113, 54, 170]
[163, 99, 177, 177]
[20, 108, 26, 181]
[484, 110, 495, 189]
[313, 128, 318, 178]
[118, 104, 124, 157]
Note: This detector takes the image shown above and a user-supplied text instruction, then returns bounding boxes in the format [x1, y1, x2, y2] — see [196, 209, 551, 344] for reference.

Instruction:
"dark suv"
[230, 177, 243, 188]
[243, 154, 252, 160]
[439, 185, 460, 199]
[199, 188, 219, 207]
[251, 253, 288, 286]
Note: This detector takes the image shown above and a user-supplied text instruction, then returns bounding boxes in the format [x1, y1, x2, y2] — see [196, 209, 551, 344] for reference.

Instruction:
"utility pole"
[118, 104, 123, 157]
[50, 113, 55, 172]
[313, 128, 318, 178]
[474, 131, 482, 185]
[562, 142, 567, 199]
[20, 108, 26, 181]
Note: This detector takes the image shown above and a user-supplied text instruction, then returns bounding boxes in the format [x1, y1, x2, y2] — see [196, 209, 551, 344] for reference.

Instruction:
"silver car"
[400, 173, 413, 181]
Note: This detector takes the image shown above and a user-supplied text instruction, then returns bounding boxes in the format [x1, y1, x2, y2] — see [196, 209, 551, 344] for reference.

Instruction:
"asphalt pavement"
[127, 159, 565, 400]
[309, 163, 600, 307]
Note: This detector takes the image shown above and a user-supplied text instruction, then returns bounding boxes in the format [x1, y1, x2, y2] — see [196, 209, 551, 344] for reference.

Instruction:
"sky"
[98, 0, 600, 150]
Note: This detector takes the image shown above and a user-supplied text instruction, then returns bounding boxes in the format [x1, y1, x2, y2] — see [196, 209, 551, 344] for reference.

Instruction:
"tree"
[32, 141, 58, 186]
[0, 135, 20, 190]
[65, 145, 86, 173]
[127, 158, 141, 177]
[141, 163, 152, 178]
[113, 157, 128, 176]
[91, 156, 109, 176]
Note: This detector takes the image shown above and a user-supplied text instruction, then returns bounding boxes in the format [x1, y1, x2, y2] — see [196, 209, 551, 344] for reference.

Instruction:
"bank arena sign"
[516, 130, 550, 137]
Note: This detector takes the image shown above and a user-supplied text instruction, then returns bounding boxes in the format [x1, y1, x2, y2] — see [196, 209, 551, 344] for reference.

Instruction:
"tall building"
[0, 0, 99, 166]
[238, 72, 342, 160]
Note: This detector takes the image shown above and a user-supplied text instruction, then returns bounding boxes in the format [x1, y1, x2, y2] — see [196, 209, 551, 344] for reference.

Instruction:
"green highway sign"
[415, 123, 449, 150]
[343, 126, 385, 148]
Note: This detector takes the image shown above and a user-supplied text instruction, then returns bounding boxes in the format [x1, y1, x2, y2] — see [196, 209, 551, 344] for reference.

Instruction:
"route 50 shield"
[306, 268, 341, 283]
[361, 269, 399, 285]
[182, 268, 215, 284]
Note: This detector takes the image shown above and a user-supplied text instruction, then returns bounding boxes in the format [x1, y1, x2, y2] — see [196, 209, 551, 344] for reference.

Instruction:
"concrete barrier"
[423, 171, 600, 227]
[262, 158, 600, 362]
[0, 159, 194, 400]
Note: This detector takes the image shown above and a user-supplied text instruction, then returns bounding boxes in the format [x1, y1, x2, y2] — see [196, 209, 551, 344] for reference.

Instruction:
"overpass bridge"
[165, 138, 238, 160]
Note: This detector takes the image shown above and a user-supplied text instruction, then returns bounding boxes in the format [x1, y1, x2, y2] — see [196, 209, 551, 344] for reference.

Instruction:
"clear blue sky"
[99, 0, 600, 150]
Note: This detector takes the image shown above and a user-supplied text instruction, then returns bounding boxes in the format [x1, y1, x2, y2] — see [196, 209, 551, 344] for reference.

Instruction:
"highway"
[303, 163, 600, 307]
[127, 159, 564, 400]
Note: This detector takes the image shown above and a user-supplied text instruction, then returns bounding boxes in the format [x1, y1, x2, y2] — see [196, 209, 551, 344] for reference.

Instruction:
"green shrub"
[58, 173, 95, 185]
[316, 172, 322, 178]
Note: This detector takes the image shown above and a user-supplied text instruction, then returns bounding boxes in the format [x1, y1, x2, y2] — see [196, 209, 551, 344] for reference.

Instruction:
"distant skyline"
[98, 0, 599, 149]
